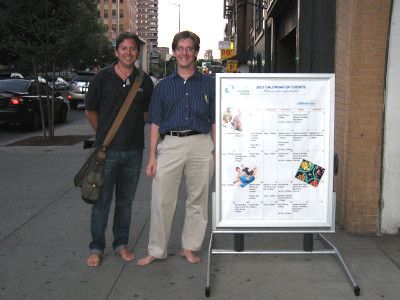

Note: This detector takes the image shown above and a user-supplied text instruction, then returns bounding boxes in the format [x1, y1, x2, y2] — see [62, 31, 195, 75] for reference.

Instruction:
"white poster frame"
[214, 73, 335, 233]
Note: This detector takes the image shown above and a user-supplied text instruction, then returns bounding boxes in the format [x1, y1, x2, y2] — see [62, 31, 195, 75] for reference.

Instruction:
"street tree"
[0, 0, 111, 138]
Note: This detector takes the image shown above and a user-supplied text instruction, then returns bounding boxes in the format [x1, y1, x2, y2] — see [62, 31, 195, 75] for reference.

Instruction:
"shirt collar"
[106, 61, 138, 78]
[172, 69, 201, 80]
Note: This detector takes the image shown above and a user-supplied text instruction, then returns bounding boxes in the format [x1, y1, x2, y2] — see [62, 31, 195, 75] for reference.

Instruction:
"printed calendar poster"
[215, 74, 335, 229]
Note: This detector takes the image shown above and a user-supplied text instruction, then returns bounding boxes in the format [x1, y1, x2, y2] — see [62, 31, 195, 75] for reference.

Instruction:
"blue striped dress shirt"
[147, 70, 215, 134]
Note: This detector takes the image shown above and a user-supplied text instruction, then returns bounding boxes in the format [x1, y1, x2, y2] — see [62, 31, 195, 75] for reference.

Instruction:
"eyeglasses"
[175, 47, 195, 53]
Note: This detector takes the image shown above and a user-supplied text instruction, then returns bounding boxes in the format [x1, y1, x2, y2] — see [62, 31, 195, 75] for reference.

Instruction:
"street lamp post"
[171, 2, 181, 32]
[163, 53, 172, 78]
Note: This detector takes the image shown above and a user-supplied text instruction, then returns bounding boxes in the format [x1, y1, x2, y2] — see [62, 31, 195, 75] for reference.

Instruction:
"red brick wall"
[334, 0, 391, 232]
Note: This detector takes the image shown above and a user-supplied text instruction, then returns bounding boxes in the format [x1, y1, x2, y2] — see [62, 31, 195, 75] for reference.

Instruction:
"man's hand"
[146, 156, 157, 177]
[146, 123, 160, 177]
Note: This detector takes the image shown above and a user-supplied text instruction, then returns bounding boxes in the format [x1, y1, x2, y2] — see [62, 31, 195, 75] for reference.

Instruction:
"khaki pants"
[148, 133, 214, 258]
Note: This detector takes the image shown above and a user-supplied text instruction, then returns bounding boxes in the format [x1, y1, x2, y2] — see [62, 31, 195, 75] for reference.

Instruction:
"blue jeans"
[89, 149, 143, 253]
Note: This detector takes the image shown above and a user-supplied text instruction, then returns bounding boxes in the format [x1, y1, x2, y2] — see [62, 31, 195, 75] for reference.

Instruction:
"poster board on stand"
[214, 73, 335, 233]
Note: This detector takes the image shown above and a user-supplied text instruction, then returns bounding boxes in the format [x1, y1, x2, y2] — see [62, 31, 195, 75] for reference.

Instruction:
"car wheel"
[69, 101, 78, 110]
[58, 105, 68, 123]
[22, 111, 41, 131]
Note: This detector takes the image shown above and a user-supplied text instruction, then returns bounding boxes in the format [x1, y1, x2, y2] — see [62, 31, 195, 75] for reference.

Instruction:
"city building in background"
[136, 0, 159, 71]
[223, 0, 399, 234]
[97, 0, 137, 45]
[152, 46, 168, 68]
[97, 0, 158, 71]
[204, 49, 213, 61]
[154, 47, 169, 56]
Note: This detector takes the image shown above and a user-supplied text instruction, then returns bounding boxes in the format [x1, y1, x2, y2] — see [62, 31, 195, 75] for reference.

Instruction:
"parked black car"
[67, 72, 95, 109]
[0, 72, 24, 79]
[0, 79, 68, 130]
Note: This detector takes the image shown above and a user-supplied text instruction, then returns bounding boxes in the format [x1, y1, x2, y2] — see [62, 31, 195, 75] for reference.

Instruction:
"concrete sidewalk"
[0, 119, 399, 300]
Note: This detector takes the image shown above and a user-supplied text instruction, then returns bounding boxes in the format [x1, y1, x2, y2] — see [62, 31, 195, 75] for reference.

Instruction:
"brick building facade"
[334, 0, 391, 232]
[97, 0, 137, 44]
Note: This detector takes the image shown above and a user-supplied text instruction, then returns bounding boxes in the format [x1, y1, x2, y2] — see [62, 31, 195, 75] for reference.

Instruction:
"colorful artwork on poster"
[295, 159, 325, 187]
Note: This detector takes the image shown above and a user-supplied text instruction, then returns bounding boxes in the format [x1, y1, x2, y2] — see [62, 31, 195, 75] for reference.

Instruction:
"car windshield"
[0, 80, 30, 93]
[73, 74, 93, 82]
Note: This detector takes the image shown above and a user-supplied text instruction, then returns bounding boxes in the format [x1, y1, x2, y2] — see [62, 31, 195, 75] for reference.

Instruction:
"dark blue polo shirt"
[147, 70, 215, 134]
[85, 62, 154, 150]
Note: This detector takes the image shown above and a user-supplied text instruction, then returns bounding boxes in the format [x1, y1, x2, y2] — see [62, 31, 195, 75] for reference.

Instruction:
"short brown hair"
[116, 32, 142, 51]
[171, 31, 200, 52]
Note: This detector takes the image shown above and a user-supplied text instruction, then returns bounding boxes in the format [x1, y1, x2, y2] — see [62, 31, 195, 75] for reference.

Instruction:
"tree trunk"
[32, 57, 46, 138]
[50, 61, 56, 139]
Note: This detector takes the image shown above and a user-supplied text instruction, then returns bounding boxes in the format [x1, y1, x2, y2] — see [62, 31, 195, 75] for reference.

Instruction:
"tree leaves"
[0, 0, 113, 73]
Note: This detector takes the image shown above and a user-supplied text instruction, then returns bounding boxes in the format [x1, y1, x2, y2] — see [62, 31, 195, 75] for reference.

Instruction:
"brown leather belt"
[165, 130, 201, 137]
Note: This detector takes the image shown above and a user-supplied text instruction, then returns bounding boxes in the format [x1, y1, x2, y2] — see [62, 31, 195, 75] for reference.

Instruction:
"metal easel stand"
[205, 232, 360, 297]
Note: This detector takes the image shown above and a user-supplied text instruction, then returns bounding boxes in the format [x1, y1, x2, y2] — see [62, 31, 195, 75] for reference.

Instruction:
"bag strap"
[102, 69, 144, 147]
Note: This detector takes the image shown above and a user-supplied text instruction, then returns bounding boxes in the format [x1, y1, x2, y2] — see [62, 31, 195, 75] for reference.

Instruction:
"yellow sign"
[221, 49, 235, 60]
[225, 59, 238, 73]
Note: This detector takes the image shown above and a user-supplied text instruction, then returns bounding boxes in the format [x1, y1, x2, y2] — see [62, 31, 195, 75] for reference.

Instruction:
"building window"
[112, 0, 116, 3]
[112, 9, 116, 18]
[104, 9, 108, 18]
[104, 0, 108, 3]
[119, 24, 124, 32]
[120, 0, 123, 3]
[112, 24, 117, 32]
[119, 9, 123, 18]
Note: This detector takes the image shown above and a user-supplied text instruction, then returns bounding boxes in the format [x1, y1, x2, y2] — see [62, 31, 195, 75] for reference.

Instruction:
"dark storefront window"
[277, 29, 296, 73]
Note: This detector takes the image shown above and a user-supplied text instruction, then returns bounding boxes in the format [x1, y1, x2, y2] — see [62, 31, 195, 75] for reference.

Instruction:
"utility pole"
[171, 2, 181, 32]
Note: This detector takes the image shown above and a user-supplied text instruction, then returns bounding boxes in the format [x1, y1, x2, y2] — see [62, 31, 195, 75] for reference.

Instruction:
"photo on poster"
[221, 106, 243, 131]
[233, 165, 259, 188]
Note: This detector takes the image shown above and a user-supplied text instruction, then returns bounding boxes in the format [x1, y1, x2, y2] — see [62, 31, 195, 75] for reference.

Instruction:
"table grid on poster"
[219, 79, 330, 225]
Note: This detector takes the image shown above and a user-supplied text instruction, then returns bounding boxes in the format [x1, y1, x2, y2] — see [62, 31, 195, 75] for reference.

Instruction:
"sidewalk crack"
[105, 212, 151, 300]
[0, 188, 72, 245]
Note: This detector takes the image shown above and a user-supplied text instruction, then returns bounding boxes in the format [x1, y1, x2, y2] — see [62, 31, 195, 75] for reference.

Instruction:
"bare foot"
[179, 249, 201, 264]
[137, 255, 157, 266]
[87, 253, 101, 267]
[117, 247, 135, 262]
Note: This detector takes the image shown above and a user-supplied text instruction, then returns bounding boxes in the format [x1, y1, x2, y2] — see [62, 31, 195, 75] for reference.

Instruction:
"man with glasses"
[137, 31, 215, 266]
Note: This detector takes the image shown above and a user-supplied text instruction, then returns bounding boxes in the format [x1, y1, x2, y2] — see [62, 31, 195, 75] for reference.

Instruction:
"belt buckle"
[170, 130, 189, 137]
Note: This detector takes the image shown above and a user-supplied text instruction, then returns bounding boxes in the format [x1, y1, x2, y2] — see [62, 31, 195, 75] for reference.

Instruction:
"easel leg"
[318, 234, 361, 296]
[303, 233, 314, 251]
[234, 233, 244, 252]
[205, 233, 214, 297]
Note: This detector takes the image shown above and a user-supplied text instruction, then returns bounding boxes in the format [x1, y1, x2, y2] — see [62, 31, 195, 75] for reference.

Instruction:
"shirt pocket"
[192, 93, 211, 116]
